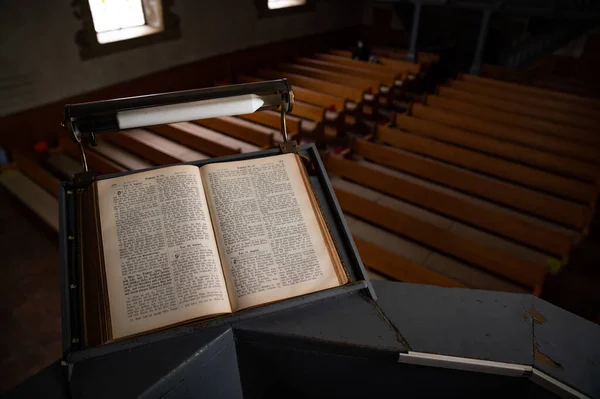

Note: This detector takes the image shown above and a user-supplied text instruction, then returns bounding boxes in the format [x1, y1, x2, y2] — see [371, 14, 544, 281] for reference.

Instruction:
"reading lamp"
[63, 79, 294, 172]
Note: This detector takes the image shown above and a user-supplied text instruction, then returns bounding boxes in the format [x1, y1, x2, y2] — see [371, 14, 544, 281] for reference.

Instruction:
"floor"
[0, 187, 62, 393]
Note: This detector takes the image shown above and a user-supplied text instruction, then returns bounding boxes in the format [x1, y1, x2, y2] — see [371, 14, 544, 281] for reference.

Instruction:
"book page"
[201, 154, 344, 311]
[96, 165, 231, 340]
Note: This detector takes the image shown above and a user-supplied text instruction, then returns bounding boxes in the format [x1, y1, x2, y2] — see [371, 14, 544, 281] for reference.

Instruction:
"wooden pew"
[365, 268, 390, 281]
[425, 94, 600, 147]
[447, 79, 600, 120]
[237, 110, 301, 135]
[103, 129, 210, 165]
[342, 181, 545, 292]
[395, 113, 598, 183]
[379, 123, 597, 204]
[347, 214, 527, 293]
[243, 74, 353, 139]
[93, 139, 153, 171]
[292, 86, 346, 112]
[458, 73, 600, 109]
[333, 182, 547, 291]
[338, 173, 557, 272]
[12, 153, 61, 197]
[327, 154, 574, 257]
[331, 48, 440, 65]
[256, 68, 365, 102]
[422, 253, 527, 293]
[46, 152, 83, 179]
[353, 237, 466, 288]
[280, 61, 402, 109]
[273, 64, 383, 118]
[295, 57, 397, 86]
[254, 69, 375, 124]
[149, 122, 259, 156]
[0, 169, 59, 231]
[60, 138, 126, 174]
[238, 74, 347, 111]
[3, 152, 85, 231]
[287, 100, 345, 140]
[278, 63, 383, 92]
[195, 117, 274, 148]
[313, 53, 405, 77]
[409, 103, 600, 164]
[437, 85, 598, 131]
[238, 74, 345, 120]
[325, 50, 421, 74]
[352, 139, 590, 229]
[61, 122, 253, 173]
[370, 46, 441, 63]
[288, 100, 326, 123]
[237, 75, 344, 139]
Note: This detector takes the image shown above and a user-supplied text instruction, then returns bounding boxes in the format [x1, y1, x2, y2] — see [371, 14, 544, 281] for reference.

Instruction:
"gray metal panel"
[69, 327, 234, 398]
[234, 291, 406, 358]
[374, 281, 534, 364]
[236, 336, 538, 399]
[67, 283, 366, 363]
[11, 282, 600, 398]
[58, 187, 71, 353]
[139, 329, 243, 399]
[532, 297, 600, 399]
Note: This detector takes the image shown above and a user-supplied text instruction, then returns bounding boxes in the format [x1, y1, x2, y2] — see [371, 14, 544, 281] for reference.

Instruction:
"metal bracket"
[70, 171, 99, 188]
[278, 88, 300, 156]
[279, 141, 316, 176]
[279, 140, 300, 154]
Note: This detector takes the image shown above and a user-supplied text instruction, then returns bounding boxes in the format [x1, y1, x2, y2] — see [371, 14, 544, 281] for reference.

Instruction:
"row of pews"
[2, 46, 598, 298]
[329, 71, 598, 295]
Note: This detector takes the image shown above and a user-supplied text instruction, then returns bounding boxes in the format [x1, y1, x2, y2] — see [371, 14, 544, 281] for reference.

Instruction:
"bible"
[78, 153, 348, 347]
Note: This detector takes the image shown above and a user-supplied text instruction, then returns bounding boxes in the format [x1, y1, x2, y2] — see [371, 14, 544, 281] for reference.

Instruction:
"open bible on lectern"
[78, 153, 347, 346]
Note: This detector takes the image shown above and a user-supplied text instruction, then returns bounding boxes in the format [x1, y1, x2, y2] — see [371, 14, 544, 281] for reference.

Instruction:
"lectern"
[6, 81, 599, 399]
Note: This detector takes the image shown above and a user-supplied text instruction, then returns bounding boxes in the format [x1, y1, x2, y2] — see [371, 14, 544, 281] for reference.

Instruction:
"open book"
[78, 153, 347, 347]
